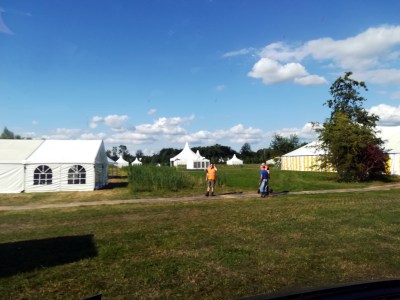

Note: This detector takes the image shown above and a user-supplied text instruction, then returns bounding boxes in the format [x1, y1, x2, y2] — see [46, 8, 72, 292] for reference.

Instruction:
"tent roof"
[227, 154, 243, 162]
[116, 155, 129, 164]
[170, 142, 200, 161]
[282, 141, 326, 157]
[132, 157, 142, 165]
[283, 126, 400, 157]
[26, 140, 105, 164]
[0, 139, 44, 163]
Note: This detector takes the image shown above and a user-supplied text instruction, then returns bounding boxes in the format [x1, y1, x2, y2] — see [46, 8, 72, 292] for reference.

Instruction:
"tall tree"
[315, 72, 387, 181]
[270, 134, 304, 157]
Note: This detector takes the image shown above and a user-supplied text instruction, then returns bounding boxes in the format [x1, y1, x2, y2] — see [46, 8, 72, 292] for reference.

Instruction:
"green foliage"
[0, 127, 22, 139]
[270, 133, 305, 157]
[128, 166, 195, 192]
[327, 72, 379, 127]
[193, 144, 237, 164]
[316, 72, 387, 181]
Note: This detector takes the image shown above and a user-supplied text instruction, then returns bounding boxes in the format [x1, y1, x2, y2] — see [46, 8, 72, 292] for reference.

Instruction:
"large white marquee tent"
[0, 139, 108, 193]
[281, 126, 400, 175]
[170, 142, 210, 170]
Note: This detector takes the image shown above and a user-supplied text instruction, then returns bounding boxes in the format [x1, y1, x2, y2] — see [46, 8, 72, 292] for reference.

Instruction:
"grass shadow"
[104, 181, 128, 189]
[0, 234, 97, 277]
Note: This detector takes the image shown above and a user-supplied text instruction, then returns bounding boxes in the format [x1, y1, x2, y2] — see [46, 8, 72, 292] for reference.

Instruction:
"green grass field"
[1, 166, 400, 299]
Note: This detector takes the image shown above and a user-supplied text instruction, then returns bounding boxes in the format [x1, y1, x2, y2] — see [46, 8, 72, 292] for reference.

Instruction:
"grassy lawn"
[1, 165, 398, 207]
[1, 188, 400, 299]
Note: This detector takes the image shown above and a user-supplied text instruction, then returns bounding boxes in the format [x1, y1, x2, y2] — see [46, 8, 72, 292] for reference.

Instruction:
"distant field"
[1, 189, 400, 299]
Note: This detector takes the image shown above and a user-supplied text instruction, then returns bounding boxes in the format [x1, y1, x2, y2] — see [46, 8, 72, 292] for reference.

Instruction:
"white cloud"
[89, 116, 103, 128]
[369, 104, 400, 126]
[80, 132, 107, 140]
[248, 25, 400, 85]
[89, 114, 128, 130]
[248, 57, 315, 84]
[352, 69, 400, 85]
[32, 120, 38, 125]
[294, 75, 327, 85]
[260, 25, 400, 70]
[42, 128, 82, 140]
[147, 108, 157, 115]
[106, 131, 157, 145]
[135, 116, 193, 135]
[273, 122, 318, 141]
[222, 47, 256, 58]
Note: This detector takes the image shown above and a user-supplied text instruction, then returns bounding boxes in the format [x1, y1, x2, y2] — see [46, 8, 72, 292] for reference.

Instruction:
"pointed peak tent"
[170, 142, 210, 170]
[116, 155, 129, 168]
[226, 154, 243, 165]
[132, 157, 142, 165]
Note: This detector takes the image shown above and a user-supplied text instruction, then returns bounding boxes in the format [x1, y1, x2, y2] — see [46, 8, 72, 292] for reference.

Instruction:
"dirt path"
[1, 183, 400, 212]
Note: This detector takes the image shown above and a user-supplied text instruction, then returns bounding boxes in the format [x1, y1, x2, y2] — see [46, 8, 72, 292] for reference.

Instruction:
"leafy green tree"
[315, 72, 387, 181]
[240, 143, 252, 155]
[270, 134, 304, 157]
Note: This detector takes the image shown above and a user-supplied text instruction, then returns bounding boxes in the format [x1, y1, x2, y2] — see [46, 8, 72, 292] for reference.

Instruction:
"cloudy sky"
[1, 0, 400, 155]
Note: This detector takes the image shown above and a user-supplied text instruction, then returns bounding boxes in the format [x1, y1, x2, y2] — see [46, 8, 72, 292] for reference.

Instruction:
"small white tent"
[116, 155, 129, 168]
[170, 142, 210, 170]
[226, 154, 243, 165]
[0, 139, 108, 193]
[132, 157, 142, 166]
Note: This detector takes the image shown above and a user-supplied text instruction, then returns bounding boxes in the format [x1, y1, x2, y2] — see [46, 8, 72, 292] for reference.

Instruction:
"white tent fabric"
[116, 155, 129, 168]
[170, 142, 210, 169]
[0, 139, 108, 193]
[378, 125, 400, 175]
[226, 154, 243, 165]
[132, 158, 142, 165]
[0, 140, 44, 193]
[281, 141, 332, 172]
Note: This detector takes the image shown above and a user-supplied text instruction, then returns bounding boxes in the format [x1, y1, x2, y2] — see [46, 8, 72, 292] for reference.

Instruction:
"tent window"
[68, 165, 86, 184]
[33, 165, 53, 185]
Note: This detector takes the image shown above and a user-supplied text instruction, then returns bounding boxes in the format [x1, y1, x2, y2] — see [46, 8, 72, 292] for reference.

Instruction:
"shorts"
[207, 180, 215, 187]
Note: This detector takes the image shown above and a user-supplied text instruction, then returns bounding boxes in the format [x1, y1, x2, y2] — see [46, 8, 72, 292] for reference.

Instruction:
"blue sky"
[1, 0, 400, 155]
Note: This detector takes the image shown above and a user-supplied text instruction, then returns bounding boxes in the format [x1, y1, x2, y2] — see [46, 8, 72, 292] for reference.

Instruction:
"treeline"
[0, 127, 30, 139]
[107, 134, 307, 165]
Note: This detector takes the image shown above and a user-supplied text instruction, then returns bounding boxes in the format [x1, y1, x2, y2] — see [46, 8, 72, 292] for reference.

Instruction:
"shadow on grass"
[104, 181, 128, 189]
[0, 234, 97, 277]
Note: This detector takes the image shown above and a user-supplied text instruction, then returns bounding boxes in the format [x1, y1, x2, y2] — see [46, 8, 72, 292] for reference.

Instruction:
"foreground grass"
[1, 189, 400, 299]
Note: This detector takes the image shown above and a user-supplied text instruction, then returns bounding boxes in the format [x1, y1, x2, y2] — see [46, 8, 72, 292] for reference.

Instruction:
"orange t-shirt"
[206, 167, 217, 180]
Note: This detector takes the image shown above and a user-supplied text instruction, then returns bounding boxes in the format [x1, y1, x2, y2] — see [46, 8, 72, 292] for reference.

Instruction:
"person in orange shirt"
[205, 162, 217, 196]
